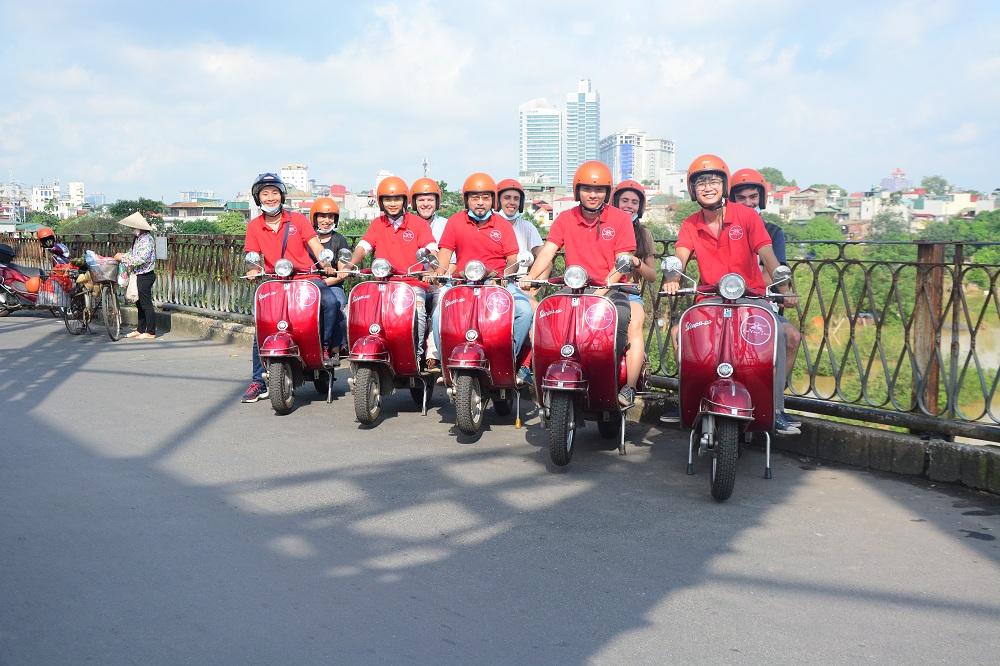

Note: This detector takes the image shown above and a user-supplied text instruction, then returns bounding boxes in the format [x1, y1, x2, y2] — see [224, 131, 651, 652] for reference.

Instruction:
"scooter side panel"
[347, 281, 382, 348]
[285, 280, 323, 369]
[441, 285, 515, 389]
[382, 281, 419, 376]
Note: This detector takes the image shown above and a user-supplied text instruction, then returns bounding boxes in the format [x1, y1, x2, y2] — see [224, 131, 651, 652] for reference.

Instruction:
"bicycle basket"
[37, 280, 69, 308]
[87, 259, 120, 283]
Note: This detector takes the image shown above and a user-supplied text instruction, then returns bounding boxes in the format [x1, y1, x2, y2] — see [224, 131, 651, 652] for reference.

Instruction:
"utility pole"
[422, 157, 429, 178]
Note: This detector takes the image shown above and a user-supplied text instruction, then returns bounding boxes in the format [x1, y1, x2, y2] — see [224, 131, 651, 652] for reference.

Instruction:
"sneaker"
[781, 411, 802, 428]
[515, 366, 532, 386]
[775, 412, 801, 436]
[617, 385, 636, 408]
[659, 403, 681, 423]
[323, 348, 340, 366]
[424, 358, 439, 372]
[241, 381, 269, 403]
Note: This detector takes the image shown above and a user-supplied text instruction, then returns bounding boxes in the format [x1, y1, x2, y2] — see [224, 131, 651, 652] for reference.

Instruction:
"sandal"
[125, 331, 141, 339]
[424, 358, 439, 371]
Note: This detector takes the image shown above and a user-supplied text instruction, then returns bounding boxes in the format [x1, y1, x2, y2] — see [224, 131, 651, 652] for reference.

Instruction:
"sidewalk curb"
[122, 306, 255, 347]
[635, 393, 1000, 495]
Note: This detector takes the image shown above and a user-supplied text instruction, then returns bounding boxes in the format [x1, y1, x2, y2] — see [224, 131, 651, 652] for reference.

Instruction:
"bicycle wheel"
[64, 293, 87, 335]
[101, 284, 122, 341]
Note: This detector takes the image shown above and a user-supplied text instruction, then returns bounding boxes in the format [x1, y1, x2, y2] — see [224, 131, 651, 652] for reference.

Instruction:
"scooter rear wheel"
[268, 360, 295, 415]
[547, 393, 577, 466]
[353, 366, 382, 425]
[455, 372, 484, 435]
[710, 417, 740, 501]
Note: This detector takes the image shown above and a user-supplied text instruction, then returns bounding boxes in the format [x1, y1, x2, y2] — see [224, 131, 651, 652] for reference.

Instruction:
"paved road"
[2, 312, 999, 664]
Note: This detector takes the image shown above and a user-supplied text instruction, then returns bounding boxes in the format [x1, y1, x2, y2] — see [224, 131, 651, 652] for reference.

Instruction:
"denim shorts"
[626, 292, 643, 304]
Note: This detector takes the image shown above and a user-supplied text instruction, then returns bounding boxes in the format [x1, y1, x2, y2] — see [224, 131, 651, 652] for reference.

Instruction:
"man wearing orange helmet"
[662, 155, 800, 434]
[495, 178, 546, 303]
[410, 177, 452, 367]
[310, 196, 349, 353]
[350, 175, 438, 366]
[521, 160, 642, 407]
[434, 173, 532, 375]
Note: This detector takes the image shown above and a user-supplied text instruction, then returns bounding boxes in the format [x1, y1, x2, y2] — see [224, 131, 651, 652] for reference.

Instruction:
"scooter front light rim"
[717, 362, 733, 378]
[564, 265, 588, 289]
[464, 260, 487, 282]
[371, 259, 392, 278]
[275, 259, 294, 277]
[718, 273, 746, 300]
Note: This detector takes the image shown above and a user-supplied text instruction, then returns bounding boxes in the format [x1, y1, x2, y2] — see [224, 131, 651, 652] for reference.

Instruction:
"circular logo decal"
[489, 229, 503, 243]
[401, 229, 415, 242]
[287, 224, 298, 235]
[584, 302, 614, 330]
[296, 284, 318, 308]
[728, 225, 744, 241]
[740, 314, 772, 345]
[485, 290, 511, 316]
[601, 227, 616, 240]
[390, 284, 415, 309]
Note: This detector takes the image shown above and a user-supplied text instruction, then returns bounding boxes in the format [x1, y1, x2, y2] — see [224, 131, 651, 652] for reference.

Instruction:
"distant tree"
[808, 183, 846, 193]
[26, 211, 61, 230]
[759, 167, 791, 187]
[920, 175, 950, 195]
[640, 179, 655, 187]
[871, 209, 908, 237]
[43, 198, 58, 214]
[761, 211, 785, 228]
[338, 218, 370, 240]
[176, 219, 222, 234]
[214, 211, 248, 235]
[58, 213, 121, 234]
[673, 200, 700, 226]
[108, 198, 166, 224]
[782, 215, 843, 243]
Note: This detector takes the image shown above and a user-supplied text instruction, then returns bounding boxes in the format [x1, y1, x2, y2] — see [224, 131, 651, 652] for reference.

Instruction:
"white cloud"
[942, 122, 980, 145]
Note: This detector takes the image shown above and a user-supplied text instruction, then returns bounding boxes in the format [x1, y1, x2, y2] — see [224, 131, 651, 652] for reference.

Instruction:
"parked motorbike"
[438, 252, 534, 435]
[663, 256, 792, 501]
[0, 242, 51, 317]
[523, 256, 649, 466]
[245, 249, 337, 415]
[343, 248, 436, 426]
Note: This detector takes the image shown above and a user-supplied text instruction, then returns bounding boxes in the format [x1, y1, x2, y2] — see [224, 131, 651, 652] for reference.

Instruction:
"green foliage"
[761, 211, 785, 228]
[43, 198, 58, 213]
[108, 198, 166, 225]
[870, 209, 908, 238]
[214, 211, 249, 235]
[808, 183, 846, 193]
[176, 219, 222, 234]
[338, 218, 370, 241]
[673, 200, 700, 226]
[58, 213, 121, 234]
[26, 211, 61, 230]
[920, 175, 950, 195]
[759, 167, 792, 187]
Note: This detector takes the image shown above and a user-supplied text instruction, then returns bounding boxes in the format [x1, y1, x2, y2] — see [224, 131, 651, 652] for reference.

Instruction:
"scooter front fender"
[260, 331, 300, 358]
[448, 342, 489, 370]
[541, 359, 588, 392]
[700, 378, 754, 421]
[350, 335, 389, 363]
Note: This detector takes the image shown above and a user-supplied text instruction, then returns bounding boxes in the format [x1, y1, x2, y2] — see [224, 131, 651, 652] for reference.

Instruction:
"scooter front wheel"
[268, 360, 295, 415]
[353, 366, 382, 425]
[710, 417, 740, 501]
[547, 392, 577, 466]
[455, 372, 484, 435]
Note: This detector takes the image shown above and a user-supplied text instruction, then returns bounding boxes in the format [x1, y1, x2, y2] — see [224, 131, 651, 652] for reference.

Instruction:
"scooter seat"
[8, 263, 43, 278]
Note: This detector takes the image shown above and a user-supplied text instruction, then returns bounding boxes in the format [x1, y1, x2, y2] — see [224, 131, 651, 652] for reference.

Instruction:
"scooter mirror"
[615, 254, 635, 275]
[661, 256, 682, 274]
[245, 251, 261, 266]
[772, 265, 792, 285]
[337, 248, 353, 264]
[517, 250, 535, 268]
[318, 249, 335, 265]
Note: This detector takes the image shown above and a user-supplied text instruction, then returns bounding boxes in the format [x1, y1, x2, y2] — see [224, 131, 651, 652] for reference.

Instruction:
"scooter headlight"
[564, 265, 588, 289]
[718, 273, 746, 300]
[371, 258, 392, 278]
[275, 259, 294, 277]
[464, 260, 487, 282]
[717, 362, 734, 378]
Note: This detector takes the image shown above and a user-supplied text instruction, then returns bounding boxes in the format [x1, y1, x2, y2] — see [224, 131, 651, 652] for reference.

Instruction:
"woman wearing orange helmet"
[310, 197, 349, 353]
[521, 160, 643, 407]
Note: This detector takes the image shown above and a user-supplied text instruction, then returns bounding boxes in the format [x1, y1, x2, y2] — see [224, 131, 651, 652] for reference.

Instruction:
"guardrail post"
[911, 242, 944, 435]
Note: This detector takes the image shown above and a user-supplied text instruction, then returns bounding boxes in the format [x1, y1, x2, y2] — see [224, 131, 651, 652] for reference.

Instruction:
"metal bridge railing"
[3, 233, 997, 440]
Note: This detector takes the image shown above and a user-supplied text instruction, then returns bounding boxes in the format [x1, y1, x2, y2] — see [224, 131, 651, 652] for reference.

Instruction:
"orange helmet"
[36, 227, 55, 241]
[572, 161, 613, 205]
[462, 172, 497, 206]
[730, 168, 768, 210]
[409, 177, 442, 211]
[686, 154, 730, 202]
[25, 276, 42, 293]
[612, 179, 646, 218]
[496, 178, 525, 213]
[309, 197, 341, 229]
[376, 176, 409, 211]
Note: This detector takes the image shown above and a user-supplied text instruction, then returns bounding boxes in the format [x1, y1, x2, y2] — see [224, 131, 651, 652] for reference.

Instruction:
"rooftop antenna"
[422, 157, 429, 178]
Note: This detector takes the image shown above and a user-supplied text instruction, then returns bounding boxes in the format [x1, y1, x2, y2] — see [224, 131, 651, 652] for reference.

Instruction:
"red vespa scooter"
[246, 249, 338, 415]
[439, 252, 534, 436]
[663, 256, 792, 501]
[525, 256, 649, 467]
[0, 242, 46, 316]
[343, 249, 436, 426]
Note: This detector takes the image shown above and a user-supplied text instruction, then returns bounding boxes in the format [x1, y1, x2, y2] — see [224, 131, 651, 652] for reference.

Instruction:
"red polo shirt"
[439, 211, 519, 274]
[360, 212, 436, 289]
[547, 205, 637, 283]
[244, 210, 317, 272]
[676, 203, 771, 292]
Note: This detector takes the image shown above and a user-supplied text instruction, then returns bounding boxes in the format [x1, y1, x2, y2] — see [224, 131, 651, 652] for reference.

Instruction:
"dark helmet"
[251, 172, 287, 206]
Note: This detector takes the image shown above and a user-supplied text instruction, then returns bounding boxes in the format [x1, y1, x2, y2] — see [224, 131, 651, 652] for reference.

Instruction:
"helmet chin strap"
[580, 201, 605, 214]
[699, 197, 725, 211]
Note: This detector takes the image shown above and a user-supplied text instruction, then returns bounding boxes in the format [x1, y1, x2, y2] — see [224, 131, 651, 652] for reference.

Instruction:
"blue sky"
[2, 0, 998, 201]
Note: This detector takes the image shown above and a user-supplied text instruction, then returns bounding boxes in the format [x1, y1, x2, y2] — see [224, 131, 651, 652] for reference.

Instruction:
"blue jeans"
[326, 284, 347, 348]
[431, 282, 531, 358]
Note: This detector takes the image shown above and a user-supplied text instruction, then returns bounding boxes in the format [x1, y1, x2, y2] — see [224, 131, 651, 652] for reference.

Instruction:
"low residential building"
[164, 200, 227, 222]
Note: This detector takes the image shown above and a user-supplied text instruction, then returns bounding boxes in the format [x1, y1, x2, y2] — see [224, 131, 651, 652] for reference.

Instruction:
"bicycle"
[65, 259, 122, 341]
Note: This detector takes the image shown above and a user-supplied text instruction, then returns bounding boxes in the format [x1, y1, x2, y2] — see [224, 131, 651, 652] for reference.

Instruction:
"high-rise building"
[67, 181, 85, 207]
[564, 79, 600, 184]
[599, 130, 676, 184]
[518, 99, 562, 185]
[280, 164, 310, 193]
